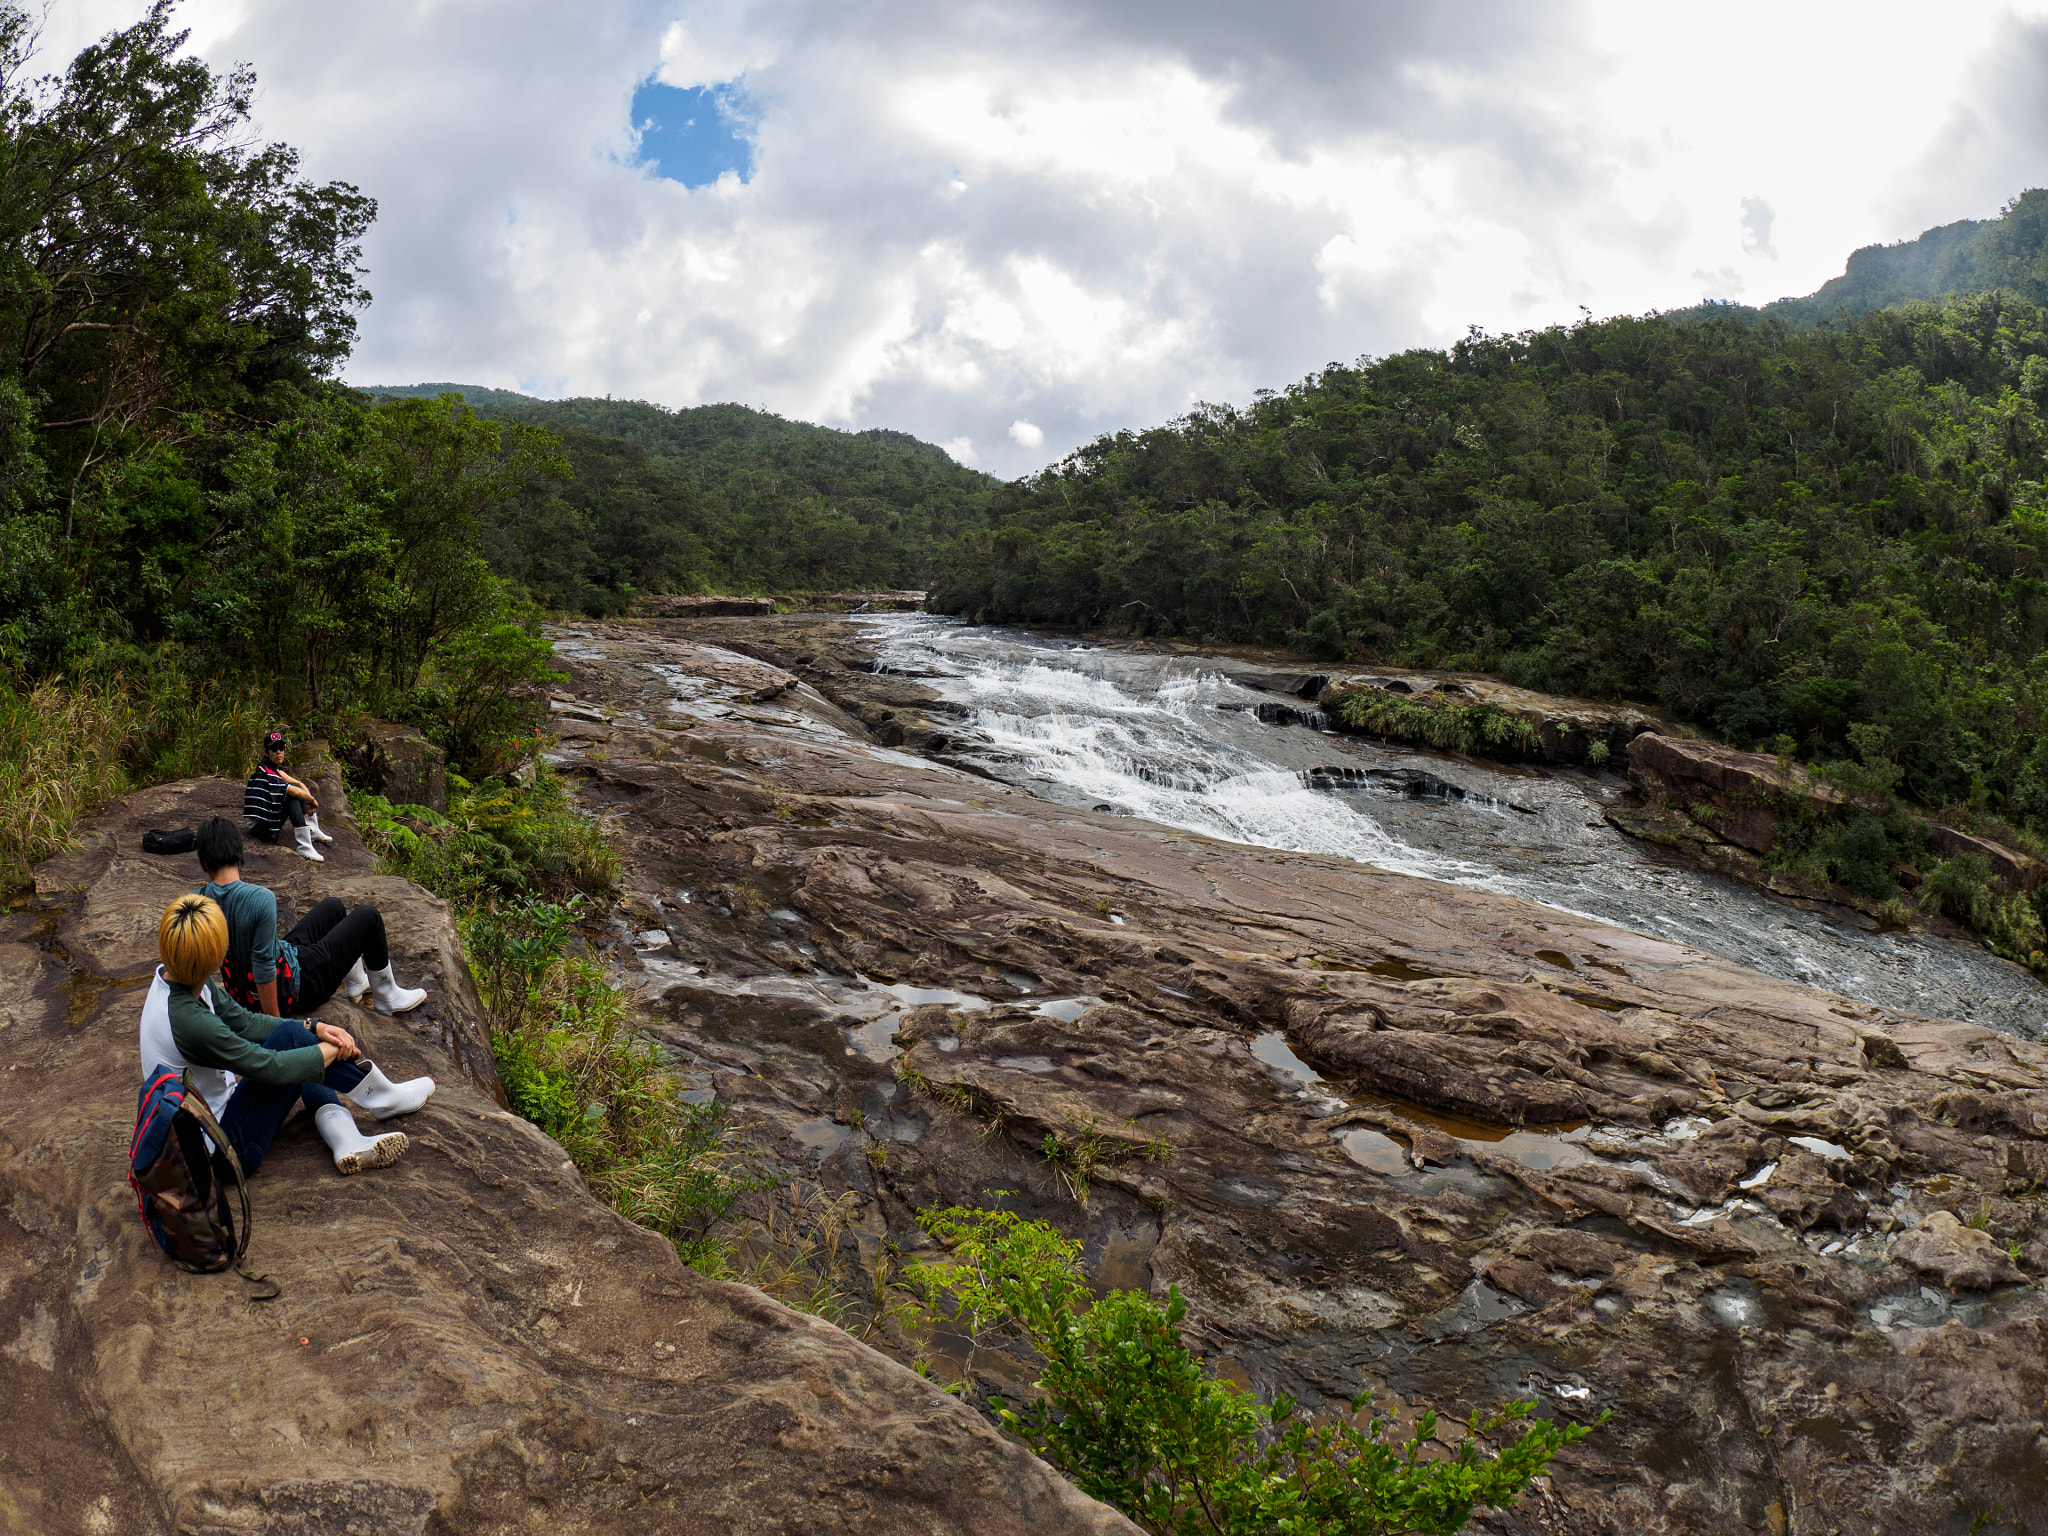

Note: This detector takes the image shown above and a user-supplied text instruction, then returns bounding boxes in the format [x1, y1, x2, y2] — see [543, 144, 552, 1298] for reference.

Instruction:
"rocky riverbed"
[545, 611, 2048, 1536]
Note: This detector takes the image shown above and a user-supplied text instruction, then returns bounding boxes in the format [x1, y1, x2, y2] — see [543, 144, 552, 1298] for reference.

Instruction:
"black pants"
[284, 899, 392, 1016]
[252, 796, 307, 844]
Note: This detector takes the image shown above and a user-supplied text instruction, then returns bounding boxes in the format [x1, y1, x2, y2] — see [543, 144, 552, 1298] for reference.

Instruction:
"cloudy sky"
[41, 0, 2048, 476]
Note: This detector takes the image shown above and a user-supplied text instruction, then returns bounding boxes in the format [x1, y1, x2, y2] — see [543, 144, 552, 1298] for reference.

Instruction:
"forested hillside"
[361, 385, 997, 610]
[929, 290, 2048, 834]
[1761, 189, 2048, 327]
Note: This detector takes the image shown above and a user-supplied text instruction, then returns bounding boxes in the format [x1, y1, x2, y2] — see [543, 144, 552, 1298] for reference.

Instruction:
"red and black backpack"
[127, 1066, 277, 1298]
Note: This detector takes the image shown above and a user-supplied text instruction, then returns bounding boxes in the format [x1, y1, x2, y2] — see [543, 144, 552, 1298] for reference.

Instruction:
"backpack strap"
[176, 1071, 280, 1302]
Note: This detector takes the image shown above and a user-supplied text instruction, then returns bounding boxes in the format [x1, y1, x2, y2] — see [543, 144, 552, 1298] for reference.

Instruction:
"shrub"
[903, 1207, 1597, 1535]
[1827, 812, 1898, 899]
[407, 613, 566, 776]
[1289, 610, 1348, 662]
[467, 894, 767, 1270]
[1921, 852, 1997, 930]
[1329, 689, 1543, 759]
[353, 760, 617, 906]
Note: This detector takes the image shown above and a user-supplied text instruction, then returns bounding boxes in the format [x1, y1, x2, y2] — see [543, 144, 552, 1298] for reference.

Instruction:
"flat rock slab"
[546, 615, 2048, 1536]
[0, 774, 1132, 1535]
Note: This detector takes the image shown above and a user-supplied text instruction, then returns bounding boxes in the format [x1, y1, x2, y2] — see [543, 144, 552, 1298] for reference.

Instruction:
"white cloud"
[1008, 419, 1044, 449]
[68, 0, 2048, 479]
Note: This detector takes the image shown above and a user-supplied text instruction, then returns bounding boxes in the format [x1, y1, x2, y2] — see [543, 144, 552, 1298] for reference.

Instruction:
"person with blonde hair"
[138, 894, 434, 1175]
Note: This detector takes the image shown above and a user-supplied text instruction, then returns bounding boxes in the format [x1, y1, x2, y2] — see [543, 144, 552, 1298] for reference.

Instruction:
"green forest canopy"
[927, 196, 2048, 844]
[0, 1, 574, 731]
[358, 384, 999, 610]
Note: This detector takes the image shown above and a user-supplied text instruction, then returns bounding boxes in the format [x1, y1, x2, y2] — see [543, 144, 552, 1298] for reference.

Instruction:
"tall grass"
[0, 670, 264, 890]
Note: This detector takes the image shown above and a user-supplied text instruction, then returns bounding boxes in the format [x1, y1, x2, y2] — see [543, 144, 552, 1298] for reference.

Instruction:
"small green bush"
[1328, 689, 1542, 759]
[1921, 852, 1997, 929]
[1289, 610, 1348, 662]
[405, 611, 565, 776]
[1828, 812, 1898, 899]
[467, 894, 768, 1270]
[353, 760, 617, 906]
[903, 1207, 1597, 1535]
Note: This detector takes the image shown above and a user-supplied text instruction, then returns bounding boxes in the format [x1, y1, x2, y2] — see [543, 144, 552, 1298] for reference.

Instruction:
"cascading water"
[861, 614, 2048, 1039]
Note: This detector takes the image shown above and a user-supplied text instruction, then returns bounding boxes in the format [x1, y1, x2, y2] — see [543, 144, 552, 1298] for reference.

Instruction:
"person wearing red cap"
[245, 730, 333, 861]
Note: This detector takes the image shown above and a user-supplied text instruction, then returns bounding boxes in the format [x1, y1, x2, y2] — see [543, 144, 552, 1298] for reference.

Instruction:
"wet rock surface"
[549, 613, 2048, 1536]
[0, 755, 1133, 1534]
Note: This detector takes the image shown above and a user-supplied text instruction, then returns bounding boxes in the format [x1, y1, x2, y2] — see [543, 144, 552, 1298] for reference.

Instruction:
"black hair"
[195, 817, 244, 876]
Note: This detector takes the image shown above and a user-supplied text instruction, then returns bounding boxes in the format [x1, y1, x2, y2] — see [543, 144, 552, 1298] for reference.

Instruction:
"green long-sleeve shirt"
[165, 982, 326, 1087]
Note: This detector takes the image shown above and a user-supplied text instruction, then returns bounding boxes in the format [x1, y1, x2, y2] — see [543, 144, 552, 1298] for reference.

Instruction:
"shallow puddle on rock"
[993, 1054, 1060, 1074]
[872, 980, 993, 1011]
[792, 1118, 856, 1158]
[1788, 1135, 1851, 1161]
[1033, 997, 1103, 1022]
[1250, 1031, 1324, 1090]
[1090, 1222, 1160, 1295]
[1350, 1095, 1595, 1172]
[1364, 959, 1437, 982]
[1426, 1279, 1523, 1338]
[1339, 1128, 1409, 1175]
[845, 979, 993, 1062]
[1706, 1284, 1764, 1329]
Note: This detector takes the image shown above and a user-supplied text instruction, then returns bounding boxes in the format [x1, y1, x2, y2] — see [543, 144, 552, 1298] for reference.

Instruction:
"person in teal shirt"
[193, 817, 426, 1017]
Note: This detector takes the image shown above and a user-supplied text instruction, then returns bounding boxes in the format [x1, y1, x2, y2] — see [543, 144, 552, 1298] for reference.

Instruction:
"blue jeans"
[216, 1022, 367, 1173]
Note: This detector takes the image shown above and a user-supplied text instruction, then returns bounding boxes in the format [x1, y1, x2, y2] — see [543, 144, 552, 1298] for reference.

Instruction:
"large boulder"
[642, 594, 778, 618]
[1628, 732, 2046, 889]
[1892, 1211, 2027, 1291]
[0, 780, 1133, 1536]
[1625, 732, 1822, 852]
[345, 721, 448, 813]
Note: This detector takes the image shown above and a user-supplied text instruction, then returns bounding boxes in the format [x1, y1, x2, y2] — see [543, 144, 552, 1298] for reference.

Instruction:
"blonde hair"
[159, 895, 228, 988]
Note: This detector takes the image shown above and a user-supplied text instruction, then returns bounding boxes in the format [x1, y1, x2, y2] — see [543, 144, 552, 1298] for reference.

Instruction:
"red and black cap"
[262, 730, 288, 753]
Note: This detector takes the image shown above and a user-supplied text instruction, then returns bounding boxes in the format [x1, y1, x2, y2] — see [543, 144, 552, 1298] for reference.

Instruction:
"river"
[861, 613, 2047, 1040]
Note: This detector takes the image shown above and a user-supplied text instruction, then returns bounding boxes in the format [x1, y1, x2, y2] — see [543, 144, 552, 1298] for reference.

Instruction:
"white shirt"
[137, 967, 240, 1121]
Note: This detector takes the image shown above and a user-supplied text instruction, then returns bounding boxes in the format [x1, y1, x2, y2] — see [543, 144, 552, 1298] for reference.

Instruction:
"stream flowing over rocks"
[545, 611, 2048, 1536]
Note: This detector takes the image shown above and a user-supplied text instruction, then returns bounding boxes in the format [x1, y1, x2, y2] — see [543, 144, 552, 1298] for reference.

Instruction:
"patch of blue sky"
[632, 79, 754, 188]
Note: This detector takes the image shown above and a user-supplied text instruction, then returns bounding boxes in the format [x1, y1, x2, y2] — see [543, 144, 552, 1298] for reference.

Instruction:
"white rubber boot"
[313, 1103, 407, 1175]
[292, 823, 325, 861]
[341, 958, 370, 1001]
[344, 1059, 435, 1120]
[306, 811, 335, 844]
[367, 963, 426, 1015]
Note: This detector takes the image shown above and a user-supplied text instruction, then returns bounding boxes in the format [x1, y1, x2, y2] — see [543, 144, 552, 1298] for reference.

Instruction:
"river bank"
[542, 611, 2048, 1535]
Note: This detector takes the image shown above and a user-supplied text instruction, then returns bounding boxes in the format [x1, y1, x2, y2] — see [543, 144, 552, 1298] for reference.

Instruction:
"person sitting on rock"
[245, 730, 332, 862]
[140, 894, 433, 1176]
[194, 817, 429, 1018]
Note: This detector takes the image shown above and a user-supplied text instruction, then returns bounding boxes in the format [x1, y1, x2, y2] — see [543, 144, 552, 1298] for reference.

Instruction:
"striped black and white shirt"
[244, 763, 291, 838]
